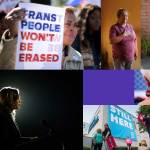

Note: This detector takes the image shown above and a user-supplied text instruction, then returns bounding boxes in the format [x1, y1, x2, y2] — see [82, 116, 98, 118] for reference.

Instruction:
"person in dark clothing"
[72, 4, 101, 69]
[103, 123, 112, 138]
[0, 87, 39, 150]
[102, 123, 116, 150]
[0, 87, 63, 150]
[0, 87, 22, 150]
[143, 114, 150, 138]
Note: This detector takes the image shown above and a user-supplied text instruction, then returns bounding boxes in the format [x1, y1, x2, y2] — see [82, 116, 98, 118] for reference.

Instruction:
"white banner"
[16, 3, 65, 69]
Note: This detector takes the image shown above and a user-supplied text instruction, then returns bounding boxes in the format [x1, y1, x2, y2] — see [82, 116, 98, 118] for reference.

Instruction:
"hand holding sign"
[5, 7, 26, 37]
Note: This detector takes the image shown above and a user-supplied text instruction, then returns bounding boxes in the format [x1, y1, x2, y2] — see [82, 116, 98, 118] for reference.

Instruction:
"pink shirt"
[126, 139, 132, 144]
[109, 23, 136, 61]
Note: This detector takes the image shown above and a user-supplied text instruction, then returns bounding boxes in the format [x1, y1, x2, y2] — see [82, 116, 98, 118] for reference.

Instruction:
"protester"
[61, 7, 84, 69]
[109, 8, 138, 69]
[72, 4, 101, 69]
[0, 5, 83, 69]
[0, 7, 26, 69]
[93, 129, 103, 150]
[125, 137, 132, 150]
[103, 123, 117, 150]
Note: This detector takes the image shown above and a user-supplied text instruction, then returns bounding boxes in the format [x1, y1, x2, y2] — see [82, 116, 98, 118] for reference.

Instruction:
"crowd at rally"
[0, 2, 101, 69]
[92, 119, 150, 150]
[0, 0, 139, 70]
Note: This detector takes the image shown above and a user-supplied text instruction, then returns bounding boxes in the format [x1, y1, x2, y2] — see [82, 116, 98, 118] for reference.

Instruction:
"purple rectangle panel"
[83, 70, 134, 105]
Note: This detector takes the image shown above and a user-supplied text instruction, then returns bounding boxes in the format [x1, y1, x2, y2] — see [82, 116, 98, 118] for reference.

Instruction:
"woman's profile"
[0, 87, 63, 150]
[0, 87, 23, 149]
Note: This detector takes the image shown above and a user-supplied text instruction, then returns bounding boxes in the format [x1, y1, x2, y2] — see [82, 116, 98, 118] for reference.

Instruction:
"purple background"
[83, 70, 134, 105]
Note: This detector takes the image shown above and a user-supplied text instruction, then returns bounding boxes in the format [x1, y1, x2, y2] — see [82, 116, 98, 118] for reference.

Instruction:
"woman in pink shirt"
[109, 8, 138, 69]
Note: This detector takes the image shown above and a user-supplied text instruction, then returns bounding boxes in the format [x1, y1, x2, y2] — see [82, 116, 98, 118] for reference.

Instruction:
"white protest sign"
[16, 3, 65, 69]
[0, 0, 20, 13]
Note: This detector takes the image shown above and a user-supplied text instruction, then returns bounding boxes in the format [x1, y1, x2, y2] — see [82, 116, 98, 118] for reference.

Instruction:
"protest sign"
[16, 3, 65, 69]
[108, 105, 137, 141]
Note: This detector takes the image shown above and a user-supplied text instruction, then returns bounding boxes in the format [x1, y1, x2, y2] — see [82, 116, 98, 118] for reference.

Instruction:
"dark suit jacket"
[0, 108, 21, 150]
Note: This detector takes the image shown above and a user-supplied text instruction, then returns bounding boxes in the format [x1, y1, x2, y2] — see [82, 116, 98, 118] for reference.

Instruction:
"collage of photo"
[0, 0, 150, 150]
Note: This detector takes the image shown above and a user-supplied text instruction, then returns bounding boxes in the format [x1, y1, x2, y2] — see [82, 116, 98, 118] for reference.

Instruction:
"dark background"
[31, 0, 50, 5]
[0, 71, 83, 150]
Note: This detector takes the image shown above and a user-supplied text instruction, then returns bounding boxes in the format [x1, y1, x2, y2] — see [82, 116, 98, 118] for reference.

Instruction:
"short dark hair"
[117, 8, 128, 18]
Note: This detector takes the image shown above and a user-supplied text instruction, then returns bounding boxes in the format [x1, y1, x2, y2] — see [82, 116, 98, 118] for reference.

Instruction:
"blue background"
[83, 70, 134, 104]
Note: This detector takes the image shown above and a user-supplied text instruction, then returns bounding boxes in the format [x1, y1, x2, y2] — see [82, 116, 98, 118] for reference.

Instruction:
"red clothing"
[106, 136, 117, 150]
[109, 23, 136, 62]
[138, 113, 146, 126]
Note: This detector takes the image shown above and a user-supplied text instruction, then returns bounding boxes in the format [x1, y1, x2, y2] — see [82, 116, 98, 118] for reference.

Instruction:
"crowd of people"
[0, 2, 101, 70]
[92, 121, 150, 150]
[0, 1, 139, 70]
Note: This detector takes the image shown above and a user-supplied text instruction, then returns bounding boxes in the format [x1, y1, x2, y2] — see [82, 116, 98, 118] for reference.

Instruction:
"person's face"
[63, 12, 77, 46]
[141, 141, 146, 146]
[139, 97, 150, 105]
[104, 125, 108, 128]
[118, 11, 128, 24]
[12, 98, 21, 110]
[88, 9, 100, 32]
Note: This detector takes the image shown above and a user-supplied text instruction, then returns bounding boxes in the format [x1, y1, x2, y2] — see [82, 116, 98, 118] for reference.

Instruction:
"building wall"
[101, 0, 141, 69]
[88, 105, 107, 137]
[141, 0, 150, 38]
